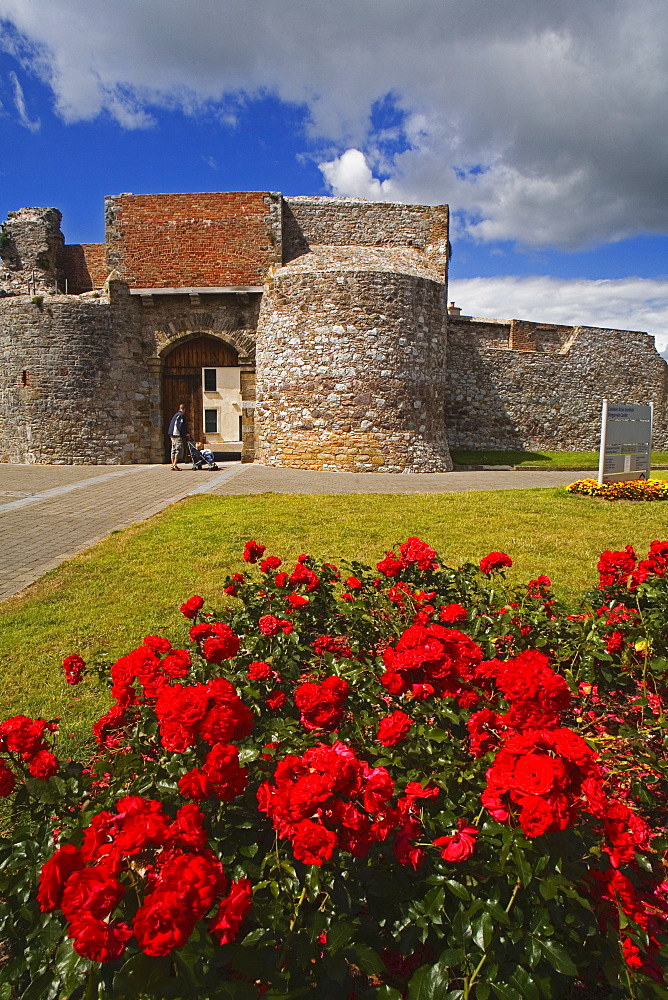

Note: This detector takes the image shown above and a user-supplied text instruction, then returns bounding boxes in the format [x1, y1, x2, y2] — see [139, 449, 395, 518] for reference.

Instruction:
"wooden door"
[162, 337, 238, 460]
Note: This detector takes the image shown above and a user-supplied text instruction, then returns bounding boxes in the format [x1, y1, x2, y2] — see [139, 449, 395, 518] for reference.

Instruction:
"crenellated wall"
[446, 316, 668, 451]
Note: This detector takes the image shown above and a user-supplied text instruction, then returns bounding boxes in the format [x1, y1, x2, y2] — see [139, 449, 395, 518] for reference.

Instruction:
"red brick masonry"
[105, 192, 279, 288]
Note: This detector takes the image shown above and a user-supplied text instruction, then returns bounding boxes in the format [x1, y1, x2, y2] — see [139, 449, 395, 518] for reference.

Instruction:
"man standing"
[168, 403, 189, 470]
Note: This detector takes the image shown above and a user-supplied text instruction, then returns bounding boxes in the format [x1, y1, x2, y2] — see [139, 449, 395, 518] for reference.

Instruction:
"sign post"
[598, 400, 653, 485]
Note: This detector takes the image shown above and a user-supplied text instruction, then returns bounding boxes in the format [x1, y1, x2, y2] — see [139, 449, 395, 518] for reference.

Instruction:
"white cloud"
[9, 70, 39, 130]
[448, 275, 668, 353]
[0, 0, 667, 247]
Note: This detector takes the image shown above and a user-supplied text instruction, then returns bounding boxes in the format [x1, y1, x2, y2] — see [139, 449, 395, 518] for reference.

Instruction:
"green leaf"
[491, 984, 523, 1000]
[538, 939, 578, 976]
[473, 910, 494, 950]
[408, 962, 451, 1000]
[376, 988, 403, 1000]
[444, 879, 470, 900]
[348, 943, 384, 976]
[327, 920, 356, 954]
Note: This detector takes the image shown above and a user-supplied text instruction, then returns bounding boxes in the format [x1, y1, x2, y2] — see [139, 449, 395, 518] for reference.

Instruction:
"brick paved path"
[0, 463, 588, 602]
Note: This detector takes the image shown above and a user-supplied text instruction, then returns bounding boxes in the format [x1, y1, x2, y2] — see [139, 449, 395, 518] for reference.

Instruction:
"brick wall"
[105, 192, 282, 289]
[60, 244, 107, 293]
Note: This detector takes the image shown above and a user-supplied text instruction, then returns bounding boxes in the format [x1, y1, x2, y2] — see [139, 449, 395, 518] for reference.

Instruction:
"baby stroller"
[187, 441, 219, 471]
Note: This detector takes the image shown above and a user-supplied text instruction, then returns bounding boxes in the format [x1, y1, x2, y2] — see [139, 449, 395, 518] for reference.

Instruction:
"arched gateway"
[162, 337, 242, 461]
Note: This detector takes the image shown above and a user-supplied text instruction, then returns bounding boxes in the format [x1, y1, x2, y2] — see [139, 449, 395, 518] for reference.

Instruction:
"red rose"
[209, 878, 253, 945]
[162, 649, 192, 678]
[133, 891, 196, 956]
[260, 555, 282, 572]
[479, 552, 512, 575]
[178, 768, 214, 800]
[143, 635, 172, 653]
[287, 593, 309, 608]
[0, 715, 49, 758]
[248, 660, 273, 681]
[37, 844, 86, 912]
[266, 690, 286, 711]
[518, 795, 554, 837]
[439, 603, 468, 623]
[376, 552, 403, 577]
[62, 653, 86, 685]
[0, 760, 16, 797]
[434, 821, 477, 862]
[61, 867, 125, 922]
[180, 595, 204, 619]
[243, 540, 266, 563]
[292, 819, 338, 865]
[376, 710, 412, 747]
[68, 916, 132, 962]
[168, 803, 209, 850]
[29, 750, 59, 780]
[202, 624, 240, 663]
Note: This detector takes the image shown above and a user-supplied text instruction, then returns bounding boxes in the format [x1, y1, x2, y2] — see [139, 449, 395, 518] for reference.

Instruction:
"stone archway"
[162, 336, 242, 461]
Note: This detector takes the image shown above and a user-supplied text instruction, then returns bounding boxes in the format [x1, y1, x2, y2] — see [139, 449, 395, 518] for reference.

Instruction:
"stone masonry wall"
[0, 207, 64, 294]
[0, 284, 158, 464]
[282, 198, 449, 280]
[105, 192, 282, 289]
[446, 319, 668, 451]
[255, 266, 452, 473]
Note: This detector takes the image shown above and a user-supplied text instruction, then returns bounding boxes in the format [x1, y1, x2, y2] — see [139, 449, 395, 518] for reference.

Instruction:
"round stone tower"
[254, 247, 452, 473]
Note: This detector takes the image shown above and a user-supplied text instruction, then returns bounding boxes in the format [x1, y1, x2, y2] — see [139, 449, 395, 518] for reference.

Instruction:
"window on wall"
[204, 409, 218, 433]
[203, 369, 217, 392]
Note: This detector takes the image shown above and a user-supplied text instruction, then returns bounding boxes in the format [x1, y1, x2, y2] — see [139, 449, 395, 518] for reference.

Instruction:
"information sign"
[598, 400, 653, 485]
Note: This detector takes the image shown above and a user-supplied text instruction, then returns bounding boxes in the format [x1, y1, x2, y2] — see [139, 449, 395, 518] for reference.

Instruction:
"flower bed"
[2, 537, 668, 999]
[568, 477, 668, 500]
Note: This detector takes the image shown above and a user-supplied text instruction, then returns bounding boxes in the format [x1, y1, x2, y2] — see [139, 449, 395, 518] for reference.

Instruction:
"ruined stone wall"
[446, 319, 668, 451]
[282, 197, 449, 280]
[255, 266, 452, 473]
[0, 284, 159, 464]
[105, 192, 282, 289]
[0, 207, 64, 294]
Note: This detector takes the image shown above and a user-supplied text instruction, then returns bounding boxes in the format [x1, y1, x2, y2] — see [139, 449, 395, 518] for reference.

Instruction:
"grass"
[450, 448, 668, 468]
[2, 486, 668, 743]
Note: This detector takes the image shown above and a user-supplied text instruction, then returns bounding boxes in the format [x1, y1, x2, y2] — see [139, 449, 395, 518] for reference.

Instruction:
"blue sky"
[1, 0, 667, 350]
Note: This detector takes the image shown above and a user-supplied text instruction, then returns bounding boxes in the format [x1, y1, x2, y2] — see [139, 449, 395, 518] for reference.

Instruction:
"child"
[196, 437, 215, 465]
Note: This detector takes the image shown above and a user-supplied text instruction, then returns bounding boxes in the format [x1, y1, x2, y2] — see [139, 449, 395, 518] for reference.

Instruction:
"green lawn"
[1, 487, 668, 743]
[450, 448, 668, 468]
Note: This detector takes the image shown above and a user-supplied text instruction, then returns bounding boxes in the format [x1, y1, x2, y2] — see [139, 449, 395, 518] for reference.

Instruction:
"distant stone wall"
[446, 318, 668, 451]
[282, 197, 449, 280]
[0, 284, 158, 464]
[105, 192, 282, 289]
[255, 265, 452, 473]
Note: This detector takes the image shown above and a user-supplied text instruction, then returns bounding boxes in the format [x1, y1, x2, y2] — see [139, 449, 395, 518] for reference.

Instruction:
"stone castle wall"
[0, 285, 157, 464]
[255, 264, 452, 473]
[446, 317, 668, 451]
[282, 198, 449, 280]
[1, 193, 667, 469]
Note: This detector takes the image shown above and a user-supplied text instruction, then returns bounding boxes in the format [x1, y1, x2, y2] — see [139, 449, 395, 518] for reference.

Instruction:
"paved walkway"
[0, 462, 589, 602]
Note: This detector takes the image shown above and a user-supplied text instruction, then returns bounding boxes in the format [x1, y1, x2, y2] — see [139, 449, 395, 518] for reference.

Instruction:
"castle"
[1, 192, 666, 470]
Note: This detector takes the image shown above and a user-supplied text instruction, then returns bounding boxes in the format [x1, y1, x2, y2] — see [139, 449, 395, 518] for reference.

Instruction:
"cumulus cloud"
[9, 69, 39, 130]
[447, 275, 668, 353]
[0, 0, 667, 247]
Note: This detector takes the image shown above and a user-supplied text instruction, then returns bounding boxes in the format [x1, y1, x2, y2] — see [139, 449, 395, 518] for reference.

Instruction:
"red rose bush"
[2, 539, 668, 999]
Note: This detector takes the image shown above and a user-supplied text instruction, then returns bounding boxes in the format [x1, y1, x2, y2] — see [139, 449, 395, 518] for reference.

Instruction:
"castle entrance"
[162, 337, 241, 461]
